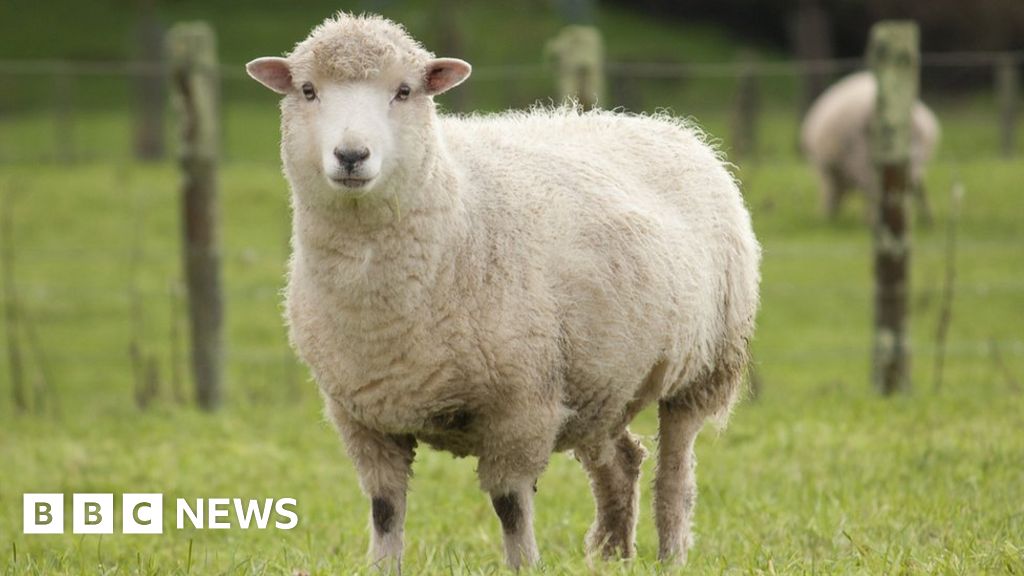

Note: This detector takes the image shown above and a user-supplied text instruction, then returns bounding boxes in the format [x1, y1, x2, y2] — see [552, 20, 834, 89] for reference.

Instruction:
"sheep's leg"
[477, 413, 559, 570]
[326, 399, 416, 572]
[579, 430, 647, 559]
[654, 399, 704, 564]
[487, 479, 540, 570]
[479, 453, 547, 570]
[819, 167, 844, 220]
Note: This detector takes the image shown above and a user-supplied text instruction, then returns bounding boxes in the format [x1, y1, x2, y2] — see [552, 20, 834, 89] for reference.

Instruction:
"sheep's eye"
[394, 83, 411, 102]
[301, 82, 316, 101]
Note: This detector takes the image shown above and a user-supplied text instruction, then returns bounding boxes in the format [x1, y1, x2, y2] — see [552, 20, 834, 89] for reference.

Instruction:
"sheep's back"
[801, 71, 876, 164]
[440, 109, 759, 411]
[802, 71, 941, 173]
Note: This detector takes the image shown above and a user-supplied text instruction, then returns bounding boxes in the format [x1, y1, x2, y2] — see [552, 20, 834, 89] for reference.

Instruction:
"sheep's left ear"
[423, 58, 472, 95]
[246, 57, 293, 94]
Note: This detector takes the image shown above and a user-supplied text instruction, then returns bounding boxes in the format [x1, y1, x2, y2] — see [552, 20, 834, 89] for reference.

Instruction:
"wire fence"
[0, 50, 1020, 78]
[0, 50, 1021, 411]
[0, 50, 1020, 164]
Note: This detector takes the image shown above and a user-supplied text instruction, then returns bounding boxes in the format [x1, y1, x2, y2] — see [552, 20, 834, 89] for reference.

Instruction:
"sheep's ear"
[246, 57, 293, 94]
[423, 58, 472, 95]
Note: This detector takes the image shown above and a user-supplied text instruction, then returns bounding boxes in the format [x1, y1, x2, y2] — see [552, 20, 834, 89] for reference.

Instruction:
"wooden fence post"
[791, 0, 833, 114]
[54, 65, 76, 164]
[168, 22, 224, 411]
[731, 55, 761, 160]
[868, 21, 919, 395]
[134, 0, 166, 161]
[1, 186, 26, 412]
[546, 25, 605, 110]
[933, 182, 964, 393]
[557, 0, 595, 24]
[169, 280, 186, 404]
[996, 53, 1019, 158]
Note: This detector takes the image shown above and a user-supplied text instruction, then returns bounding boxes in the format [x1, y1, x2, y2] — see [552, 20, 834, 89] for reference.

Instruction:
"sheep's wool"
[801, 71, 940, 220]
[289, 13, 432, 80]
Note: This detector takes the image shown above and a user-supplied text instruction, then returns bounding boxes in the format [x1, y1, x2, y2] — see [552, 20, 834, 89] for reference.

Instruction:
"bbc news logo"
[24, 494, 298, 534]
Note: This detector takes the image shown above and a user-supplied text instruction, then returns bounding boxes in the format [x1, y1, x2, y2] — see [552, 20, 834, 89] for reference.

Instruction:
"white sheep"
[247, 12, 760, 571]
[801, 71, 940, 224]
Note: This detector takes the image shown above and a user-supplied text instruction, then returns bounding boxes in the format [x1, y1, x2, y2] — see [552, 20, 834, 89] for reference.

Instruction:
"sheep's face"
[246, 55, 471, 204]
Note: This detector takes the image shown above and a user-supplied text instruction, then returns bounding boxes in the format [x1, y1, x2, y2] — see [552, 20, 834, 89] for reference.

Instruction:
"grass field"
[2, 2, 1022, 572]
[1, 120, 1022, 575]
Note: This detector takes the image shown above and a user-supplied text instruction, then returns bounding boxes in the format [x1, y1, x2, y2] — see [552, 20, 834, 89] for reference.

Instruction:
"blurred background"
[1, 0, 1021, 573]
[2, 0, 1024, 163]
[2, 0, 1023, 162]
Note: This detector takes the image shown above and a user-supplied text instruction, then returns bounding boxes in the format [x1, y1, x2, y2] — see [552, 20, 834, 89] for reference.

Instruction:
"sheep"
[246, 12, 760, 571]
[801, 71, 940, 224]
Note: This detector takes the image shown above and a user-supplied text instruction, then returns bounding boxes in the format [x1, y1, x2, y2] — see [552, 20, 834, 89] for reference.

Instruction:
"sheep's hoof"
[368, 551, 402, 575]
[584, 523, 635, 560]
[657, 543, 690, 566]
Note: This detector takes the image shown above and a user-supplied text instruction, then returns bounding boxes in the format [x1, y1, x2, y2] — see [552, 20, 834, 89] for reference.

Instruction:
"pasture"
[2, 151, 1022, 573]
[1, 1, 1023, 573]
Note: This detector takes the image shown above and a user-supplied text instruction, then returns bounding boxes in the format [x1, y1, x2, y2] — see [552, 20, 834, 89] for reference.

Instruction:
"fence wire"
[0, 51, 1021, 77]
[0, 52, 1021, 397]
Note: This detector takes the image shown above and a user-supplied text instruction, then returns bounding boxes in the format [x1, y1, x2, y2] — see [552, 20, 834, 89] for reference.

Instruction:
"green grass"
[4, 385, 1021, 574]
[0, 140, 1022, 574]
[1, 5, 1023, 564]
[2, 3, 1022, 573]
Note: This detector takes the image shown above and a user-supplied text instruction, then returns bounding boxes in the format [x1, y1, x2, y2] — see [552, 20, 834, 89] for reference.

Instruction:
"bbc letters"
[23, 493, 298, 534]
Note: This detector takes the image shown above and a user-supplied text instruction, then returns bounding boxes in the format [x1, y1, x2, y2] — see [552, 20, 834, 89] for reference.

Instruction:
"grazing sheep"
[801, 71, 940, 224]
[247, 12, 760, 571]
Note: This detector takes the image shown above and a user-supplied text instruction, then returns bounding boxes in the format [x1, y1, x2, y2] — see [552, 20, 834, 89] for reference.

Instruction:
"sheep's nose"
[334, 147, 370, 172]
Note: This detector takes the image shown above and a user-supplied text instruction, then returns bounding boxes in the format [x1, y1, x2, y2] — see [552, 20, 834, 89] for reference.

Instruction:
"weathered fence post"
[731, 55, 761, 160]
[1, 186, 26, 412]
[996, 53, 1019, 158]
[868, 21, 919, 395]
[168, 22, 224, 411]
[557, 0, 595, 24]
[53, 65, 76, 164]
[169, 280, 186, 404]
[790, 0, 833, 114]
[546, 25, 605, 110]
[134, 0, 166, 161]
[933, 182, 964, 393]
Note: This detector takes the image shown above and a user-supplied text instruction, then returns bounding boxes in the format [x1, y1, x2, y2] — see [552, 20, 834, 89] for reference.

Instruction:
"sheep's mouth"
[329, 176, 372, 189]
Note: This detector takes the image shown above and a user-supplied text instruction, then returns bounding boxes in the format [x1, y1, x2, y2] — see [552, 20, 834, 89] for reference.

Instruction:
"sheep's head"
[246, 13, 470, 203]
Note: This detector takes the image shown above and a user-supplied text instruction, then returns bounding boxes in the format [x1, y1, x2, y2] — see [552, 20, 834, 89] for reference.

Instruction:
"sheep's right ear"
[246, 57, 293, 94]
[423, 58, 472, 96]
